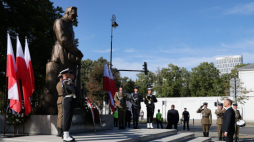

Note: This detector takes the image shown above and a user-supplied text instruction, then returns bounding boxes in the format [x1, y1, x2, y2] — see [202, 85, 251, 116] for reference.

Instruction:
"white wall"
[238, 70, 254, 96]
[140, 96, 253, 122]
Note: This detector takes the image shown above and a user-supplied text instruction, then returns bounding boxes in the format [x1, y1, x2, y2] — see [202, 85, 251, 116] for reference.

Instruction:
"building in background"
[216, 55, 243, 74]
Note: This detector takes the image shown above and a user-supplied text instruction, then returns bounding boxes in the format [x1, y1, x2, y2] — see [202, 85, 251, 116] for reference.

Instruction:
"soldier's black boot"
[219, 137, 222, 141]
[203, 132, 206, 137]
[57, 127, 62, 137]
[207, 132, 209, 137]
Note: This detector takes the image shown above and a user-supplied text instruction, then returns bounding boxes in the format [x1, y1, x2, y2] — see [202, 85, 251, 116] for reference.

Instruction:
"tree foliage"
[135, 72, 155, 97]
[81, 57, 121, 110]
[0, 0, 64, 106]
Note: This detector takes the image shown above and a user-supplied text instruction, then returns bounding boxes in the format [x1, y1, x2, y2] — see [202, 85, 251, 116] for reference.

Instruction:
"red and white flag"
[24, 38, 35, 93]
[103, 64, 110, 91]
[108, 69, 117, 113]
[16, 35, 32, 115]
[103, 64, 115, 113]
[6, 33, 22, 113]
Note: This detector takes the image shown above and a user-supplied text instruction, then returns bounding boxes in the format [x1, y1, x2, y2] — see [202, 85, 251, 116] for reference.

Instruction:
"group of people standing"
[197, 99, 242, 142]
[114, 85, 158, 129]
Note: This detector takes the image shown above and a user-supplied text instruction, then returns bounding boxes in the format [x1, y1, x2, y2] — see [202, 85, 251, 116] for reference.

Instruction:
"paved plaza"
[0, 123, 253, 142]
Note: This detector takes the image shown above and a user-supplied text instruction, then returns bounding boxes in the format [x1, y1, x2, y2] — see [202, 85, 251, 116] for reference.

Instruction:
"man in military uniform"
[56, 74, 64, 137]
[130, 86, 143, 129]
[61, 68, 77, 142]
[144, 87, 157, 129]
[114, 85, 129, 130]
[215, 103, 226, 141]
[233, 103, 242, 142]
[196, 102, 212, 137]
[182, 108, 190, 131]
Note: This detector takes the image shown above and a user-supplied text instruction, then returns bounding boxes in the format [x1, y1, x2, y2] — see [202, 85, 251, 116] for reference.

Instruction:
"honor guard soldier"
[56, 74, 64, 137]
[114, 85, 129, 130]
[61, 68, 77, 142]
[182, 108, 190, 131]
[233, 103, 242, 142]
[196, 102, 212, 137]
[144, 87, 157, 129]
[215, 103, 225, 141]
[130, 86, 143, 129]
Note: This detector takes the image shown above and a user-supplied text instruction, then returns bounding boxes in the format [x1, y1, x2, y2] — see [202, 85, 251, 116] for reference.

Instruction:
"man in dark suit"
[222, 99, 235, 142]
[167, 105, 179, 131]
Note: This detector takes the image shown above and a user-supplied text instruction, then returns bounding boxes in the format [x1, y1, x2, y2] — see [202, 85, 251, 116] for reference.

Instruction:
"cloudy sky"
[52, 0, 254, 79]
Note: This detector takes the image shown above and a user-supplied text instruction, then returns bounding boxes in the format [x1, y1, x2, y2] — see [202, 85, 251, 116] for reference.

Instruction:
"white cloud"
[220, 38, 254, 49]
[124, 49, 137, 53]
[93, 49, 115, 53]
[224, 2, 254, 15]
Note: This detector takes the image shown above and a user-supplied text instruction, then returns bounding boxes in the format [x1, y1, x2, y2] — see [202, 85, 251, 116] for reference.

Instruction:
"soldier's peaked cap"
[218, 103, 223, 106]
[147, 87, 153, 90]
[134, 86, 139, 89]
[203, 102, 208, 105]
[69, 70, 74, 74]
[60, 68, 70, 74]
[233, 103, 238, 106]
[58, 73, 63, 78]
[119, 84, 124, 88]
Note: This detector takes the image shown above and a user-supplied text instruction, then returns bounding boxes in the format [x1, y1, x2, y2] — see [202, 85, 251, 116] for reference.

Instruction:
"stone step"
[183, 137, 211, 142]
[0, 129, 178, 142]
[150, 133, 195, 142]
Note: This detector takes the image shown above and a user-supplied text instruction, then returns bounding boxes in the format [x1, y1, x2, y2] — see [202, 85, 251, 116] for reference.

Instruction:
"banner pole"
[4, 77, 7, 136]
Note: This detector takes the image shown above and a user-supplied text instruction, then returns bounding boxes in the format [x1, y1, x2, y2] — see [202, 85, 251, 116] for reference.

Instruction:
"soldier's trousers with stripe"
[63, 97, 74, 131]
[147, 108, 154, 123]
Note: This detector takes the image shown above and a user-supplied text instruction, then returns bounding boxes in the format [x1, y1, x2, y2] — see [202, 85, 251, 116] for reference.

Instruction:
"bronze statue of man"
[42, 7, 83, 114]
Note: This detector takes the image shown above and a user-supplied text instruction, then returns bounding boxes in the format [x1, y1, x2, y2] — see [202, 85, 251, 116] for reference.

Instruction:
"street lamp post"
[110, 14, 118, 70]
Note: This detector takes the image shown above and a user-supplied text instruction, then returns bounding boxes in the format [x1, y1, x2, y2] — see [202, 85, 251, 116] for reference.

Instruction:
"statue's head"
[64, 7, 78, 22]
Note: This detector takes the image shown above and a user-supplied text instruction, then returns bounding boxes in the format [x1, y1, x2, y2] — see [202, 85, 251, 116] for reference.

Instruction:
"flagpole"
[4, 77, 7, 136]
[4, 31, 10, 136]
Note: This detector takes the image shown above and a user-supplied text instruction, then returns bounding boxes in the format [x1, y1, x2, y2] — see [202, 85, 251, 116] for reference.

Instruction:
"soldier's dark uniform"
[130, 86, 143, 129]
[233, 103, 242, 141]
[196, 102, 212, 137]
[215, 103, 225, 141]
[144, 88, 157, 129]
[56, 74, 64, 137]
[114, 85, 129, 129]
[61, 69, 77, 142]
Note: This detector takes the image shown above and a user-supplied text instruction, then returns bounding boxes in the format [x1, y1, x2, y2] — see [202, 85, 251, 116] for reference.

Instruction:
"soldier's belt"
[202, 116, 209, 118]
[58, 95, 65, 97]
[65, 95, 73, 97]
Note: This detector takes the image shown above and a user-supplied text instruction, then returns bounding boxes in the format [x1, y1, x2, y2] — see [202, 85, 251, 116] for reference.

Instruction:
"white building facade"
[216, 55, 243, 74]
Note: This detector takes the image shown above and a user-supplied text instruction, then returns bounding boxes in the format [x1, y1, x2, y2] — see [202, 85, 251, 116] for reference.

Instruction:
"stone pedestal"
[0, 114, 113, 135]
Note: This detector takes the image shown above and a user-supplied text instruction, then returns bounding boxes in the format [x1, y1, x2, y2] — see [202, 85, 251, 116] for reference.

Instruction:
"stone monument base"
[0, 114, 113, 135]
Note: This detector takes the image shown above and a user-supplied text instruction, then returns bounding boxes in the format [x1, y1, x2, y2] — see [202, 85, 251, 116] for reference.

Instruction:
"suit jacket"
[167, 109, 179, 123]
[222, 107, 235, 135]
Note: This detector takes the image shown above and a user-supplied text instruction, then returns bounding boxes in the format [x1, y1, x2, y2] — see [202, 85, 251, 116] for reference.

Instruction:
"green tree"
[190, 62, 222, 97]
[119, 76, 135, 93]
[158, 64, 190, 97]
[0, 0, 64, 107]
[81, 57, 120, 111]
[135, 72, 155, 97]
[220, 63, 251, 104]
